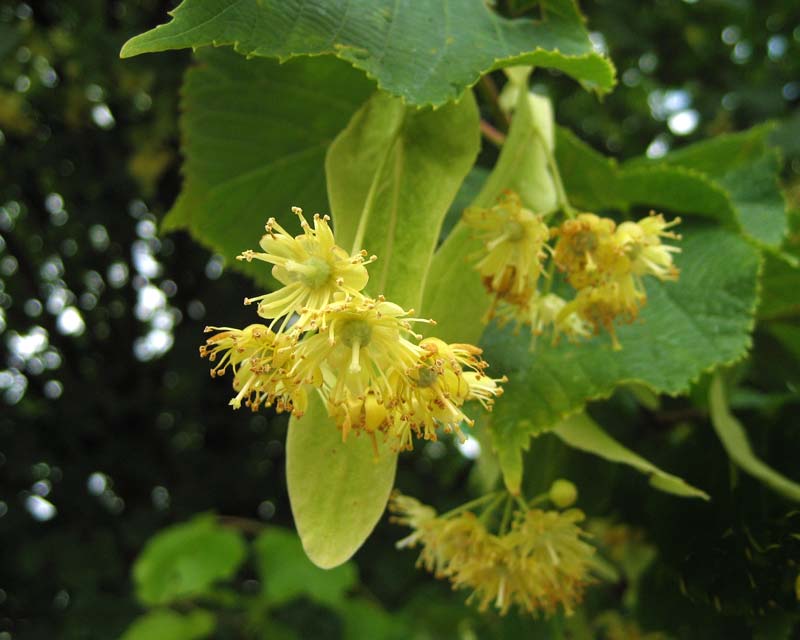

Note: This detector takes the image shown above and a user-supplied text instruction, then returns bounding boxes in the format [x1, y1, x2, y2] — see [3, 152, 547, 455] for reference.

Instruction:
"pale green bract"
[326, 90, 480, 310]
[422, 86, 557, 344]
[287, 394, 398, 569]
[286, 90, 479, 568]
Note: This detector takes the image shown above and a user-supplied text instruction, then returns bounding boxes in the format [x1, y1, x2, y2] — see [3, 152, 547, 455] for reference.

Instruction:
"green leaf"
[164, 48, 373, 285]
[625, 124, 775, 177]
[485, 228, 760, 491]
[557, 126, 788, 247]
[120, 610, 215, 640]
[703, 151, 786, 247]
[253, 527, 357, 606]
[552, 413, 709, 500]
[759, 250, 800, 321]
[421, 90, 556, 343]
[133, 514, 247, 606]
[340, 598, 408, 640]
[708, 374, 800, 502]
[286, 393, 398, 569]
[326, 90, 479, 310]
[120, 0, 615, 107]
[557, 128, 733, 224]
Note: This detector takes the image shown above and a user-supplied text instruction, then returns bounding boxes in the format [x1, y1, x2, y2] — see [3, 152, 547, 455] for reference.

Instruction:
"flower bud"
[549, 479, 578, 508]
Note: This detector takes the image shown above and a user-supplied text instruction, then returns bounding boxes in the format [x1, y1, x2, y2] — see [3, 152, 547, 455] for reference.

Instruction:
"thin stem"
[480, 120, 507, 147]
[527, 492, 550, 508]
[218, 515, 265, 535]
[510, 1, 541, 17]
[541, 258, 557, 296]
[439, 491, 503, 520]
[499, 494, 514, 536]
[479, 493, 507, 525]
[476, 74, 510, 131]
[529, 259, 558, 352]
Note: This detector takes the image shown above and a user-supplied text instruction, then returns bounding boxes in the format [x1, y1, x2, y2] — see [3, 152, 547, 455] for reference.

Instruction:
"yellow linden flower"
[492, 293, 590, 345]
[199, 323, 274, 378]
[614, 212, 681, 281]
[393, 338, 505, 451]
[508, 508, 595, 616]
[390, 492, 439, 550]
[462, 371, 506, 410]
[203, 205, 506, 453]
[200, 324, 304, 413]
[560, 279, 644, 350]
[237, 207, 375, 330]
[548, 212, 682, 349]
[463, 191, 550, 317]
[537, 293, 592, 340]
[390, 493, 595, 617]
[327, 391, 404, 455]
[290, 294, 424, 420]
[553, 213, 619, 290]
[391, 494, 499, 577]
[449, 527, 520, 614]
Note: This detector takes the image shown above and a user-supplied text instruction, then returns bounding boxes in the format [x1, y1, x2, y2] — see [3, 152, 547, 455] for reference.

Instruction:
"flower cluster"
[200, 207, 505, 452]
[462, 191, 550, 321]
[553, 212, 681, 348]
[390, 492, 595, 617]
[463, 193, 681, 349]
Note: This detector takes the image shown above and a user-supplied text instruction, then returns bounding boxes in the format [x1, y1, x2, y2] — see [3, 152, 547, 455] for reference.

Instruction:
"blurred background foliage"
[0, 0, 798, 638]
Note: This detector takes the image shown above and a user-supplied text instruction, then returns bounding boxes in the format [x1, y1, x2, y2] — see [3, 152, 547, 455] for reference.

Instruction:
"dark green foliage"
[2, 1, 799, 639]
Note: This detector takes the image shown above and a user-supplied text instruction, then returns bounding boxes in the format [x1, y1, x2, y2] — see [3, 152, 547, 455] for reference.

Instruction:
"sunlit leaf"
[120, 610, 215, 640]
[253, 527, 357, 606]
[120, 0, 616, 107]
[132, 514, 246, 606]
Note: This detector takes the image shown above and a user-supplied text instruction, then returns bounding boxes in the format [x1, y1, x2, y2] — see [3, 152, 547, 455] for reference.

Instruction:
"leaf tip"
[120, 37, 143, 59]
[301, 541, 352, 570]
